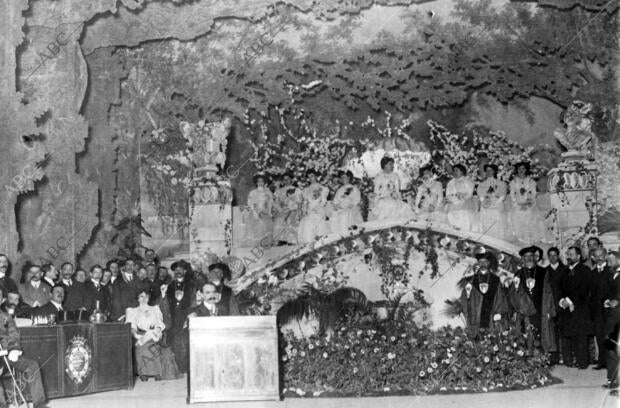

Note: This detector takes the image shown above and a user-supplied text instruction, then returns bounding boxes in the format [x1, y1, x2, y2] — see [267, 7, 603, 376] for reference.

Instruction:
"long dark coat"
[558, 263, 593, 337]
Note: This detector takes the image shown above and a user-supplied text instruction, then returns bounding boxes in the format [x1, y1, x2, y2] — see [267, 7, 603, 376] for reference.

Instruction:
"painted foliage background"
[0, 0, 617, 275]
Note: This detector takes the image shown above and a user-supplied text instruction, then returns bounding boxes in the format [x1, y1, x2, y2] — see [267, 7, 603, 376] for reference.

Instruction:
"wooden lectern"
[188, 316, 279, 403]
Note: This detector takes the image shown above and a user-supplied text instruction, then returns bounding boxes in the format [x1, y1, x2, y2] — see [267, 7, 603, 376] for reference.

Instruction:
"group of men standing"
[461, 238, 620, 391]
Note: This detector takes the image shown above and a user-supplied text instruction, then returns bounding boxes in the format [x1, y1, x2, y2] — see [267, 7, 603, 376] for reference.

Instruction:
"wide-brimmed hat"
[519, 246, 537, 257]
[170, 260, 191, 272]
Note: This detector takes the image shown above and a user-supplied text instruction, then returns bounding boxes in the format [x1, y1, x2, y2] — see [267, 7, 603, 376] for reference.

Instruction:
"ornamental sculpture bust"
[553, 101, 595, 157]
[180, 118, 232, 176]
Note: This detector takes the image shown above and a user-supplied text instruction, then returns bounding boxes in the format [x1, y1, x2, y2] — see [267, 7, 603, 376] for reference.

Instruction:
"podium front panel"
[188, 316, 279, 403]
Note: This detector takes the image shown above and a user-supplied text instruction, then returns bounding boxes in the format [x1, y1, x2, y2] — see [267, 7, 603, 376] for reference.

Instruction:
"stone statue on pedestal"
[180, 118, 234, 258]
[180, 118, 232, 177]
[553, 101, 595, 160]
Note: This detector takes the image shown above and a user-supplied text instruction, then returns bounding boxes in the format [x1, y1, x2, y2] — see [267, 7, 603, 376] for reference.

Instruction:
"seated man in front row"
[187, 282, 239, 318]
[0, 288, 48, 408]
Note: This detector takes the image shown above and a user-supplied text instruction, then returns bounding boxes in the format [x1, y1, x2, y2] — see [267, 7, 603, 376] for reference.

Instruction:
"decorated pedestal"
[189, 178, 233, 258]
[548, 160, 597, 246]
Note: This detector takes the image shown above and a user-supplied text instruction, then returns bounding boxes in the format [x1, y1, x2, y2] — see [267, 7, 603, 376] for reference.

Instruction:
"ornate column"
[548, 101, 598, 246]
[180, 118, 234, 258]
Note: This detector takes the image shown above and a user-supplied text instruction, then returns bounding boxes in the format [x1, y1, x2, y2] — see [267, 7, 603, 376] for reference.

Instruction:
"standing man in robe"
[558, 246, 593, 369]
[459, 250, 509, 336]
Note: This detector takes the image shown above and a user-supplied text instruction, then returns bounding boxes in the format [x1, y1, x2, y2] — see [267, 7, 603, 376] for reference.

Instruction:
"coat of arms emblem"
[65, 335, 92, 384]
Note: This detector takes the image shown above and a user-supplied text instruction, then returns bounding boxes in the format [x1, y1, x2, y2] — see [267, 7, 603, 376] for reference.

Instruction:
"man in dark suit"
[0, 288, 48, 407]
[40, 264, 58, 288]
[85, 265, 110, 315]
[559, 246, 593, 369]
[592, 247, 614, 370]
[110, 260, 139, 321]
[546, 247, 566, 364]
[34, 285, 65, 318]
[165, 260, 194, 373]
[58, 262, 89, 318]
[0, 255, 20, 301]
[19, 265, 51, 309]
[603, 262, 620, 389]
[515, 246, 547, 334]
[187, 281, 239, 318]
[145, 263, 162, 305]
[3, 292, 34, 319]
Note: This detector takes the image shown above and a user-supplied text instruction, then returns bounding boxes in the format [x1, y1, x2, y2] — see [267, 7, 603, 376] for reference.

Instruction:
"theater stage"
[47, 366, 616, 408]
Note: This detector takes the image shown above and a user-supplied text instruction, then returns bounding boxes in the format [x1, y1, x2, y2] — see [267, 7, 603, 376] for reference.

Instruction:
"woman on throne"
[369, 156, 415, 221]
[298, 169, 329, 244]
[476, 164, 509, 240]
[273, 172, 303, 245]
[445, 164, 475, 231]
[328, 170, 363, 234]
[246, 173, 274, 247]
[413, 164, 444, 223]
[508, 162, 547, 244]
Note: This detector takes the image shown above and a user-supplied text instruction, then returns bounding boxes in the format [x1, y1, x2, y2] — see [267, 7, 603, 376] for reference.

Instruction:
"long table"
[17, 323, 133, 399]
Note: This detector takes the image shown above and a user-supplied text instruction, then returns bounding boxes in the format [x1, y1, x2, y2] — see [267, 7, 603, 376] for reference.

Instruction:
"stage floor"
[46, 366, 616, 408]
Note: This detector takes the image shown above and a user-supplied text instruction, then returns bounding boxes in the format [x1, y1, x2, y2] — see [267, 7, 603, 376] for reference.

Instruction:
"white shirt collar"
[203, 302, 216, 312]
[597, 263, 607, 270]
[51, 300, 63, 310]
[550, 262, 559, 269]
[31, 280, 40, 289]
[62, 279, 72, 285]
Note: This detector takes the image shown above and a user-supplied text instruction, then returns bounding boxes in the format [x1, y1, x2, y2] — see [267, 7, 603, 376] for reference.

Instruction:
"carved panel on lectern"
[188, 316, 279, 403]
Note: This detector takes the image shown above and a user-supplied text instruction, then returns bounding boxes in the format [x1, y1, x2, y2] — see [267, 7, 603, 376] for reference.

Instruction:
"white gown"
[246, 187, 274, 247]
[298, 183, 329, 243]
[508, 177, 547, 243]
[369, 172, 415, 221]
[414, 177, 444, 224]
[445, 176, 475, 232]
[476, 177, 509, 240]
[328, 184, 363, 234]
[273, 185, 303, 244]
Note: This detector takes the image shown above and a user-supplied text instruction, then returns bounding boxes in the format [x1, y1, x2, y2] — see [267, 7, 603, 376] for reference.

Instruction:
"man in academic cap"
[514, 246, 556, 352]
[459, 248, 509, 336]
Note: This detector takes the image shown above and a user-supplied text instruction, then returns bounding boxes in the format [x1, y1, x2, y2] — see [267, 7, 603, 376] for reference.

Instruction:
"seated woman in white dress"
[476, 164, 509, 240]
[444, 164, 476, 232]
[246, 173, 274, 247]
[369, 156, 415, 221]
[273, 172, 303, 245]
[328, 170, 363, 234]
[508, 162, 547, 244]
[298, 169, 329, 244]
[413, 164, 444, 224]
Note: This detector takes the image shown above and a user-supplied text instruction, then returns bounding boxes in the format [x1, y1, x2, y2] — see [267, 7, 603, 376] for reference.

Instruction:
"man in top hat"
[459, 248, 509, 336]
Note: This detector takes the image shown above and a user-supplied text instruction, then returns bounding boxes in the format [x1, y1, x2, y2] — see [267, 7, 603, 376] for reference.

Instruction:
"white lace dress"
[273, 185, 303, 244]
[445, 176, 475, 232]
[298, 183, 329, 243]
[508, 177, 547, 243]
[414, 177, 444, 224]
[328, 184, 363, 234]
[369, 172, 415, 221]
[476, 177, 509, 240]
[246, 187, 274, 247]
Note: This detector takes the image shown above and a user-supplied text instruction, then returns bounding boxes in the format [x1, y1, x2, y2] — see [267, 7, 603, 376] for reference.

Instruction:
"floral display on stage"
[237, 225, 520, 315]
[281, 320, 555, 397]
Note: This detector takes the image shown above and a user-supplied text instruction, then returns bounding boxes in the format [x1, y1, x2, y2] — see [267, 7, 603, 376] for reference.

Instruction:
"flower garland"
[427, 121, 552, 182]
[238, 226, 520, 314]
